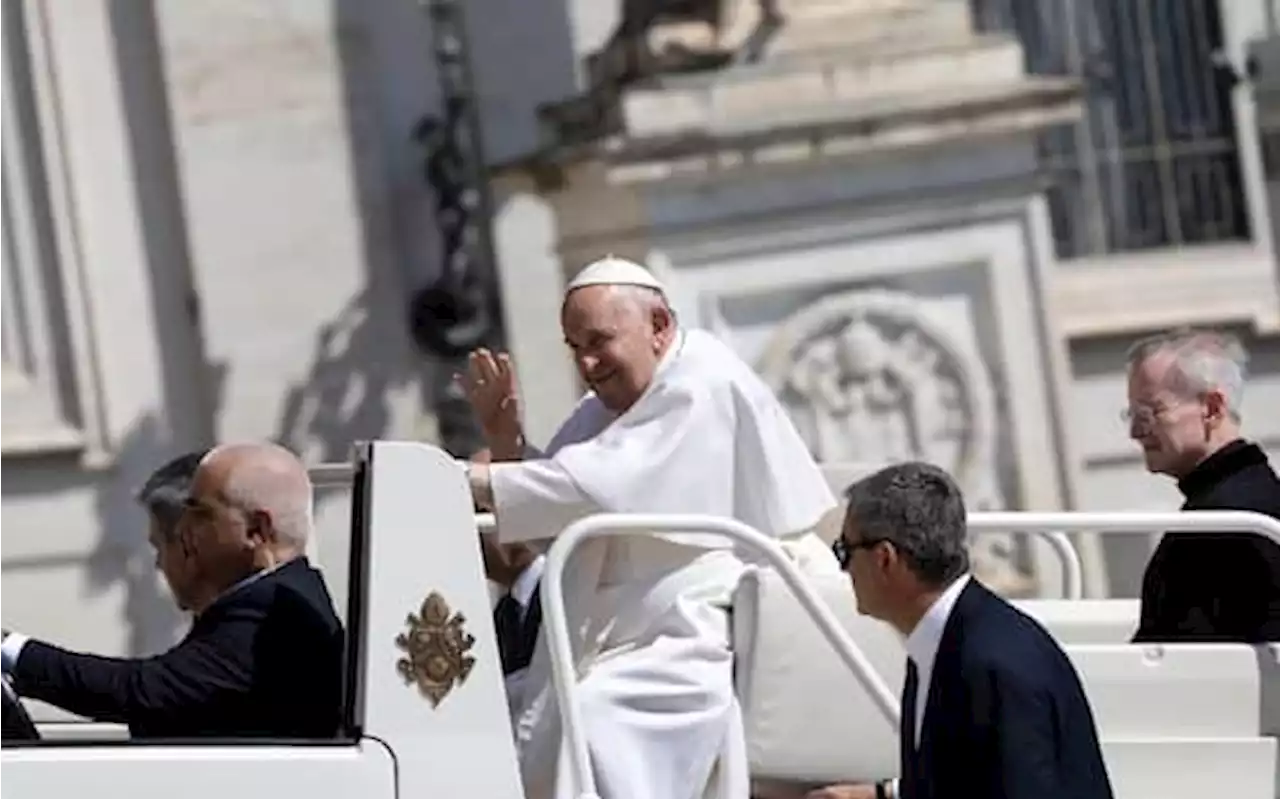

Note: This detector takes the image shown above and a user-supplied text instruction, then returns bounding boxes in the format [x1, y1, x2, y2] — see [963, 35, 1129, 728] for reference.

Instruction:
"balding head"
[561, 284, 676, 412]
[195, 442, 314, 555]
[155, 442, 314, 614]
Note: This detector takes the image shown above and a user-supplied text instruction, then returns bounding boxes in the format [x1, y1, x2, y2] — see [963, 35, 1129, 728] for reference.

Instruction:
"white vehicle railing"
[488, 512, 1084, 598]
[969, 510, 1280, 548]
[537, 510, 1280, 797]
[539, 513, 902, 799]
[309, 461, 1081, 598]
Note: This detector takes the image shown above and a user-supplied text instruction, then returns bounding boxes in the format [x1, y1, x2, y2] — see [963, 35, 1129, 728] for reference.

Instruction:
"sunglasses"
[832, 536, 889, 569]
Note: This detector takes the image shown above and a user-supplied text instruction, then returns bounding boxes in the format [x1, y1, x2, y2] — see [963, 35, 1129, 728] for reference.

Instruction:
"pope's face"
[562, 285, 671, 412]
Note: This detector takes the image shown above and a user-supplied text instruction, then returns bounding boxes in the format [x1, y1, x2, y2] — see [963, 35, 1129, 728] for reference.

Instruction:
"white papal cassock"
[489, 321, 838, 799]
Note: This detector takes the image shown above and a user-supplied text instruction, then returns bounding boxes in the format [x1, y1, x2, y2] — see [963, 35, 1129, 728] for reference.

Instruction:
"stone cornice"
[603, 76, 1082, 182]
[498, 76, 1080, 188]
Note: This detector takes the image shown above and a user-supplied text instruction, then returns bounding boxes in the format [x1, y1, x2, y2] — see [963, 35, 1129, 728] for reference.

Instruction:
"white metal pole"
[540, 513, 903, 799]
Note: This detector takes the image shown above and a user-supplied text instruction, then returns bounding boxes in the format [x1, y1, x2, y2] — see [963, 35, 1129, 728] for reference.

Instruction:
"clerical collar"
[1177, 439, 1268, 501]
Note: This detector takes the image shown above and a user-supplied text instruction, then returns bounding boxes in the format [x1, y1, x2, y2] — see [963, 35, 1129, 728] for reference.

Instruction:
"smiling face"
[560, 285, 674, 413]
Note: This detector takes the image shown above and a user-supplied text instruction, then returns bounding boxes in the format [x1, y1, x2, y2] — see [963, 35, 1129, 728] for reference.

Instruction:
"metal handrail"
[1009, 530, 1082, 599]
[540, 513, 902, 799]
[482, 512, 1083, 598]
[967, 511, 1280, 548]
[307, 455, 1076, 597]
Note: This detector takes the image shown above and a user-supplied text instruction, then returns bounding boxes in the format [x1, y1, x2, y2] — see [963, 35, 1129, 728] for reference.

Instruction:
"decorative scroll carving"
[758, 288, 1036, 596]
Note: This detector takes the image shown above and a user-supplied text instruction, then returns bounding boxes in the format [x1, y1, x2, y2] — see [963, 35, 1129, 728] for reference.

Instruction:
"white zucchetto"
[564, 255, 666, 295]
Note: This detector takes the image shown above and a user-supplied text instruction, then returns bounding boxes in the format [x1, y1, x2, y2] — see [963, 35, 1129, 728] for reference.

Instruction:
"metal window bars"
[971, 0, 1250, 257]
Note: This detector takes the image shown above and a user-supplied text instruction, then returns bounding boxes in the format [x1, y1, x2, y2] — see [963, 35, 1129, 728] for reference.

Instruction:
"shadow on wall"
[270, 0, 507, 466]
[86, 414, 190, 655]
[265, 1, 436, 467]
[0, 415, 194, 657]
[273, 289, 431, 466]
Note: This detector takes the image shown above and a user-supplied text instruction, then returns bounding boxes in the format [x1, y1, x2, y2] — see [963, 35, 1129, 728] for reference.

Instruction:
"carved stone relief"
[757, 288, 1037, 596]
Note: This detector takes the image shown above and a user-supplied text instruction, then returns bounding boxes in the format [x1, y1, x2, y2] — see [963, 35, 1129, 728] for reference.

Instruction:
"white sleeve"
[489, 458, 600, 543]
[1, 633, 30, 674]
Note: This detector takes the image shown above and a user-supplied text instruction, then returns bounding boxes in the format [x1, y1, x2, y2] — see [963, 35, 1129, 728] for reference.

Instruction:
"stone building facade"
[4, 0, 1280, 659]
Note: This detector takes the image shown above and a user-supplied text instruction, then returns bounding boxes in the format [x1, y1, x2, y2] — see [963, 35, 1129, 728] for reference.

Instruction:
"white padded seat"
[732, 568, 902, 785]
[1067, 644, 1261, 737]
[1102, 738, 1276, 799]
[1012, 599, 1139, 644]
[731, 568, 1273, 794]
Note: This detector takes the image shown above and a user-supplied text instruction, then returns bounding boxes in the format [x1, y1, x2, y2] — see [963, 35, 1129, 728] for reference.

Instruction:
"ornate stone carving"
[758, 288, 1036, 595]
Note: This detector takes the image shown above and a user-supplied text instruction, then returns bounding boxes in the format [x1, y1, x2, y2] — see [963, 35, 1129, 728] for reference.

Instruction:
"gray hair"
[135, 450, 209, 537]
[213, 443, 314, 551]
[843, 462, 969, 586]
[614, 284, 676, 324]
[1126, 327, 1248, 420]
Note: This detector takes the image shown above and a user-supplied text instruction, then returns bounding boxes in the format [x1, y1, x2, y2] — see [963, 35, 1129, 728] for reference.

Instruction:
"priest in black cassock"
[1125, 329, 1280, 643]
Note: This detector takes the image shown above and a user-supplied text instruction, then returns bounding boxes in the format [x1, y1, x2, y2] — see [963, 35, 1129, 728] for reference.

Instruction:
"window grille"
[970, 0, 1251, 258]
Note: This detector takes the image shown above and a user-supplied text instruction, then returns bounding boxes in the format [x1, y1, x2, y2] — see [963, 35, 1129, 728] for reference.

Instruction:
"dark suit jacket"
[2, 684, 38, 740]
[494, 582, 542, 677]
[900, 580, 1113, 799]
[10, 557, 344, 739]
[1134, 439, 1280, 643]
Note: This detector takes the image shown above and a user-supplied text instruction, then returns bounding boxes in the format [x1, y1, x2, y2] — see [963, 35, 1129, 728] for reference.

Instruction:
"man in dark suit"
[1, 443, 344, 739]
[814, 462, 1113, 799]
[475, 449, 545, 713]
[483, 537, 544, 709]
[1124, 328, 1280, 642]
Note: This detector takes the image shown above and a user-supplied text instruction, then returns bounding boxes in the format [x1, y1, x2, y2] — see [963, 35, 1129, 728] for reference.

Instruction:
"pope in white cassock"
[463, 256, 840, 799]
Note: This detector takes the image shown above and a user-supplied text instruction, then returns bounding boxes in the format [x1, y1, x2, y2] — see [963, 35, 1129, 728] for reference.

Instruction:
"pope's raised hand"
[462, 349, 522, 445]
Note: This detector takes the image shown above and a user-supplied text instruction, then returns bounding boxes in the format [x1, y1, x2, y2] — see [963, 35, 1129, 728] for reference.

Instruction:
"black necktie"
[494, 594, 524, 676]
[898, 657, 920, 799]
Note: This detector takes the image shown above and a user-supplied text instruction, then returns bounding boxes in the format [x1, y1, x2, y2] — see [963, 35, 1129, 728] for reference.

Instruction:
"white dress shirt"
[903, 573, 971, 747]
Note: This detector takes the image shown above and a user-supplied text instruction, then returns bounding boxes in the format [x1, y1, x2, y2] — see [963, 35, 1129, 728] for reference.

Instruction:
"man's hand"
[462, 349, 523, 458]
[468, 462, 494, 512]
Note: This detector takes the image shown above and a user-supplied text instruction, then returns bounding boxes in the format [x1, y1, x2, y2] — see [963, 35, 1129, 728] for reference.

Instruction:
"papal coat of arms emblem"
[395, 591, 477, 708]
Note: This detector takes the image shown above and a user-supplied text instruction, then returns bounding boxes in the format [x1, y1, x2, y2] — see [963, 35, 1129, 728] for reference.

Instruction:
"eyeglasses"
[832, 536, 889, 570]
[1120, 397, 1195, 426]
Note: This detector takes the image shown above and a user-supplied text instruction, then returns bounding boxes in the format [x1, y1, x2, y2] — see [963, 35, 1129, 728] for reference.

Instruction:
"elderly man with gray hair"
[1124, 327, 1280, 642]
[1, 443, 344, 739]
